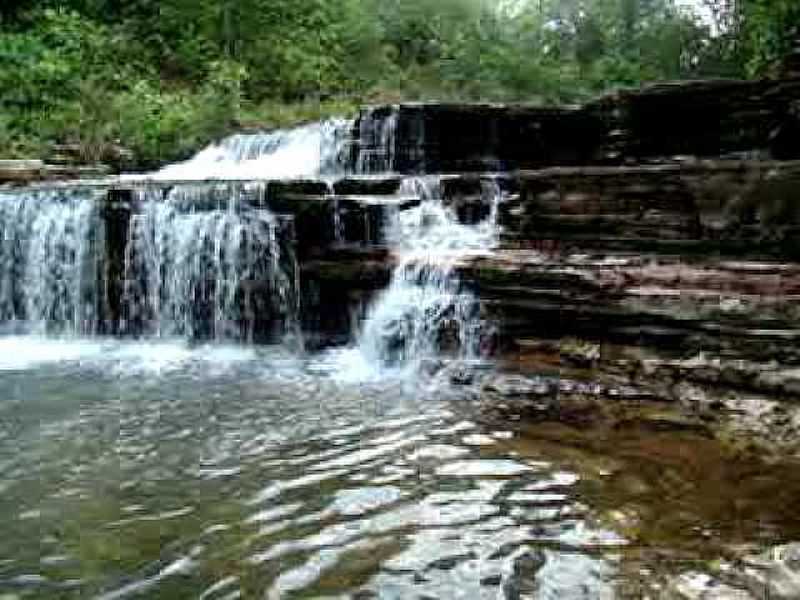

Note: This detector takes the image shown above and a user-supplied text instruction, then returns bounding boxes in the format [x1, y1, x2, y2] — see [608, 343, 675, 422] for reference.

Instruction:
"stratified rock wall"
[351, 77, 800, 175]
[503, 161, 800, 257]
[588, 78, 800, 163]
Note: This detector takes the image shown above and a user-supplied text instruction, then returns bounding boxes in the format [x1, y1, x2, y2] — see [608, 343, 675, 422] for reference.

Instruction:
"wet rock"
[461, 250, 800, 363]
[560, 338, 601, 367]
[427, 553, 477, 571]
[646, 355, 800, 400]
[332, 176, 402, 196]
[480, 372, 665, 431]
[614, 415, 712, 436]
[353, 103, 600, 174]
[0, 160, 45, 183]
[668, 543, 800, 600]
[465, 241, 800, 452]
[666, 571, 754, 599]
[0, 159, 113, 183]
[354, 77, 800, 175]
[588, 78, 800, 163]
[501, 161, 800, 254]
[439, 176, 494, 224]
[448, 367, 475, 386]
[501, 548, 546, 599]
[483, 374, 557, 398]
[734, 542, 800, 599]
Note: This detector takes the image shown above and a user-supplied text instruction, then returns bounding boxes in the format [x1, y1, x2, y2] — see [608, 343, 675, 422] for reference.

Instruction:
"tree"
[740, 0, 800, 75]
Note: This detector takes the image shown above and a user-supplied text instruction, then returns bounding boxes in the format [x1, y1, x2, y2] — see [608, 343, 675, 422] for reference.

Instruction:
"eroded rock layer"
[458, 158, 800, 455]
[350, 76, 800, 174]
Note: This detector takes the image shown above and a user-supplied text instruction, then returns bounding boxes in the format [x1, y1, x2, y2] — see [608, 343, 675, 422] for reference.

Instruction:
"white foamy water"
[0, 336, 106, 370]
[355, 176, 503, 375]
[144, 119, 353, 181]
[0, 336, 260, 375]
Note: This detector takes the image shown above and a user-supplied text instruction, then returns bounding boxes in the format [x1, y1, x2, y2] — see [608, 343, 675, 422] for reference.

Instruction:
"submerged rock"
[478, 372, 679, 433]
[667, 571, 754, 599]
[500, 548, 546, 599]
[735, 543, 800, 599]
[668, 543, 800, 600]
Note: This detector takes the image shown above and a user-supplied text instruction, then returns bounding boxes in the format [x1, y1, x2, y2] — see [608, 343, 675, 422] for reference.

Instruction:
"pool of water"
[1, 336, 798, 599]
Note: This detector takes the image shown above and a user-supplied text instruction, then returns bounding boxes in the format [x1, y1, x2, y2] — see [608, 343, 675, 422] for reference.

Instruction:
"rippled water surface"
[0, 336, 627, 599]
[2, 337, 799, 599]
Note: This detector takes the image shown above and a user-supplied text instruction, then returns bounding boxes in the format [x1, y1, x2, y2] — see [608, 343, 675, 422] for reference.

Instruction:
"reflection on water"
[0, 336, 619, 599]
[1, 336, 799, 598]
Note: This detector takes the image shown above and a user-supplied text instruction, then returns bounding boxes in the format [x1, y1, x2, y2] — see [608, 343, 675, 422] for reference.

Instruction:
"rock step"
[350, 78, 800, 175]
[0, 160, 45, 183]
[503, 161, 800, 258]
[459, 251, 800, 363]
[0, 159, 111, 184]
[10, 159, 800, 258]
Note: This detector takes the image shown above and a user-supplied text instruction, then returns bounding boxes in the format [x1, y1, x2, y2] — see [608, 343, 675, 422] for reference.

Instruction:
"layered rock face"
[350, 78, 800, 173]
[419, 79, 800, 455]
[347, 74, 800, 454]
[248, 75, 800, 453]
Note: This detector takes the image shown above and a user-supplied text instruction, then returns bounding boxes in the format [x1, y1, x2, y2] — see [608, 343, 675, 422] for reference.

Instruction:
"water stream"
[150, 119, 354, 181]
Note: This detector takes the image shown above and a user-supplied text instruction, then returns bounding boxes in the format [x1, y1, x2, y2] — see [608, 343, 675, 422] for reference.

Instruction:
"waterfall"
[144, 109, 410, 180]
[0, 187, 102, 334]
[0, 107, 499, 358]
[355, 107, 399, 174]
[356, 176, 502, 372]
[121, 183, 300, 344]
[149, 119, 354, 181]
[144, 110, 403, 180]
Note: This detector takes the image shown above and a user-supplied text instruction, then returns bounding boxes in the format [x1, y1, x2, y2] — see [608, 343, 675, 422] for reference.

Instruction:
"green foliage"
[740, 0, 800, 76]
[0, 0, 795, 169]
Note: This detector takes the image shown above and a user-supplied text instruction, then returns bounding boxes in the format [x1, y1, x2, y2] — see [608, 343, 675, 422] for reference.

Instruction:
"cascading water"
[149, 119, 354, 181]
[0, 109, 496, 357]
[0, 187, 102, 334]
[144, 109, 406, 181]
[0, 112, 401, 345]
[121, 183, 300, 344]
[355, 107, 399, 174]
[356, 176, 502, 373]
